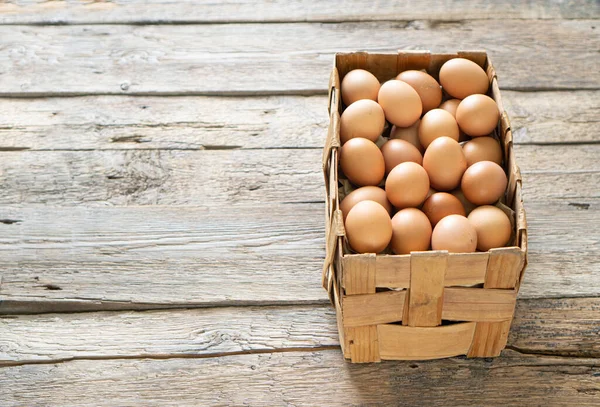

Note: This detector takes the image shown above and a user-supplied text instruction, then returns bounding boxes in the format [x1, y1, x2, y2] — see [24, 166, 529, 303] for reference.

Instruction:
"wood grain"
[0, 91, 597, 151]
[0, 350, 598, 406]
[1, 0, 597, 24]
[2, 297, 598, 365]
[0, 21, 597, 95]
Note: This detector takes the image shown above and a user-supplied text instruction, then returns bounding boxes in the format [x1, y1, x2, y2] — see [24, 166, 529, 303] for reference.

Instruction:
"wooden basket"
[322, 51, 528, 363]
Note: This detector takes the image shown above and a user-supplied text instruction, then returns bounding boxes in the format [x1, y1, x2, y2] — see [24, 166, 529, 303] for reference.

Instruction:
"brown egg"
[341, 69, 380, 106]
[422, 192, 466, 227]
[425, 187, 437, 200]
[423, 136, 467, 191]
[340, 138, 385, 187]
[396, 70, 442, 113]
[378, 80, 422, 127]
[462, 136, 503, 166]
[431, 214, 477, 253]
[456, 94, 500, 137]
[345, 200, 392, 253]
[390, 208, 432, 254]
[381, 139, 423, 174]
[390, 120, 424, 153]
[461, 161, 507, 205]
[439, 58, 489, 99]
[450, 188, 477, 216]
[418, 108, 460, 148]
[439, 99, 461, 118]
[468, 205, 512, 251]
[340, 100, 386, 144]
[340, 186, 392, 221]
[385, 162, 430, 208]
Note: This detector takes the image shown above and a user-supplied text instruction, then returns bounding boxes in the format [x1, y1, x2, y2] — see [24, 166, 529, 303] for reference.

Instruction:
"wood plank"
[0, 21, 597, 95]
[2, 297, 598, 364]
[407, 252, 446, 327]
[1, 1, 597, 24]
[442, 288, 517, 322]
[0, 201, 598, 313]
[342, 291, 406, 327]
[1, 350, 598, 406]
[0, 91, 597, 151]
[0, 145, 596, 206]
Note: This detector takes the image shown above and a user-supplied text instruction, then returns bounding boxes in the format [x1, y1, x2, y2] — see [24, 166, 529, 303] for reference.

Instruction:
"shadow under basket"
[322, 50, 528, 363]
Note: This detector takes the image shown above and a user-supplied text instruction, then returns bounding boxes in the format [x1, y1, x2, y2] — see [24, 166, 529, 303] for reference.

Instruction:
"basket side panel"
[346, 325, 381, 363]
[445, 253, 488, 286]
[407, 251, 447, 327]
[375, 255, 410, 288]
[343, 291, 406, 327]
[442, 287, 517, 322]
[485, 247, 524, 289]
[343, 254, 376, 295]
[468, 321, 512, 358]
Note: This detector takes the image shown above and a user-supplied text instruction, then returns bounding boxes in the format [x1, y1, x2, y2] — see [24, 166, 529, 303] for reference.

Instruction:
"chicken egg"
[390, 120, 424, 153]
[345, 200, 392, 254]
[340, 186, 392, 221]
[341, 69, 380, 106]
[439, 99, 461, 117]
[396, 70, 442, 113]
[431, 214, 477, 253]
[340, 99, 385, 144]
[390, 208, 432, 254]
[456, 94, 500, 137]
[385, 162, 430, 209]
[340, 137, 385, 187]
[462, 136, 503, 166]
[423, 136, 467, 191]
[468, 205, 512, 251]
[381, 139, 423, 174]
[418, 108, 460, 148]
[461, 160, 507, 205]
[450, 188, 477, 216]
[422, 192, 466, 227]
[378, 80, 422, 127]
[439, 58, 489, 99]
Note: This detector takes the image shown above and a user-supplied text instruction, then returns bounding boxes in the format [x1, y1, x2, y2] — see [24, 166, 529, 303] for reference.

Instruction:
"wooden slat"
[374, 255, 410, 288]
[0, 91, 597, 151]
[0, 21, 598, 95]
[1, 297, 598, 364]
[468, 321, 513, 358]
[1, 1, 597, 24]
[442, 288, 517, 322]
[407, 252, 447, 327]
[345, 325, 380, 363]
[342, 254, 376, 295]
[444, 252, 489, 286]
[342, 291, 406, 327]
[378, 323, 476, 360]
[485, 248, 524, 289]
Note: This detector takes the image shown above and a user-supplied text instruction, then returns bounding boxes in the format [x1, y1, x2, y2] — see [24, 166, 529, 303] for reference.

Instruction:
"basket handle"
[322, 209, 344, 304]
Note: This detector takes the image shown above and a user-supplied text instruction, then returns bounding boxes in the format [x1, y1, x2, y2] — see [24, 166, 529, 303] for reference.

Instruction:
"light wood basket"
[322, 51, 528, 363]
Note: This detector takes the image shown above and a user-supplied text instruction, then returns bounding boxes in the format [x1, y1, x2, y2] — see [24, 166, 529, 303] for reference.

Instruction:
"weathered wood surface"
[0, 21, 598, 95]
[1, 0, 598, 24]
[1, 350, 598, 407]
[3, 298, 597, 366]
[0, 91, 597, 151]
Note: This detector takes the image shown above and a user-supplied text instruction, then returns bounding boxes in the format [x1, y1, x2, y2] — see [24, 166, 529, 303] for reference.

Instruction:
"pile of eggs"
[339, 58, 512, 255]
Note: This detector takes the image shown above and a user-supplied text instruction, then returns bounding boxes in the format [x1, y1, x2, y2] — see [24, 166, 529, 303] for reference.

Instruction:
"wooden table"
[0, 1, 598, 405]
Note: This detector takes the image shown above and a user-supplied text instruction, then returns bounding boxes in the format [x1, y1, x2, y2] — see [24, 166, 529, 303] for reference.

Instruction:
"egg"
[378, 80, 422, 127]
[456, 94, 500, 137]
[396, 70, 442, 113]
[390, 120, 424, 153]
[340, 99, 386, 144]
[431, 214, 477, 253]
[385, 162, 430, 208]
[340, 137, 385, 186]
[439, 99, 461, 118]
[345, 200, 392, 253]
[450, 188, 477, 216]
[340, 186, 392, 221]
[422, 192, 466, 227]
[380, 139, 423, 174]
[462, 136, 503, 166]
[439, 58, 489, 99]
[341, 69, 380, 106]
[461, 161, 508, 205]
[390, 208, 432, 254]
[468, 205, 512, 251]
[423, 136, 467, 191]
[418, 108, 460, 148]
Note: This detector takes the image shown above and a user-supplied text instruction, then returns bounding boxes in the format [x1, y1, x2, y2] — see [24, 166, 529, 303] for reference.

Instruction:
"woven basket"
[322, 51, 528, 363]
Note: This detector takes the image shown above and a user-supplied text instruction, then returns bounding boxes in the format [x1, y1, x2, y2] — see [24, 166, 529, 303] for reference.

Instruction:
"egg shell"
[378, 80, 422, 127]
[462, 136, 503, 166]
[439, 58, 489, 99]
[468, 205, 512, 251]
[345, 200, 392, 254]
[422, 192, 466, 227]
[423, 136, 467, 191]
[385, 162, 430, 209]
[450, 188, 477, 216]
[431, 214, 477, 253]
[418, 108, 460, 149]
[439, 99, 461, 118]
[391, 208, 432, 254]
[340, 186, 392, 221]
[381, 139, 423, 174]
[461, 161, 508, 205]
[340, 137, 385, 187]
[396, 70, 442, 113]
[390, 120, 424, 153]
[341, 69, 380, 106]
[456, 94, 500, 137]
[340, 99, 386, 144]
